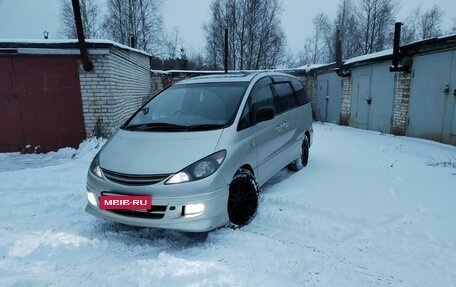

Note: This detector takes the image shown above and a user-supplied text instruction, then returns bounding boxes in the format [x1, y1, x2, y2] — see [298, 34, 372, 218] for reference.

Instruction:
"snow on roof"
[291, 63, 329, 72]
[287, 50, 393, 73]
[152, 68, 304, 75]
[344, 49, 393, 65]
[289, 33, 456, 71]
[154, 66, 343, 75]
[436, 33, 456, 41]
[0, 38, 152, 57]
[152, 69, 227, 75]
[402, 33, 456, 48]
[88, 39, 152, 57]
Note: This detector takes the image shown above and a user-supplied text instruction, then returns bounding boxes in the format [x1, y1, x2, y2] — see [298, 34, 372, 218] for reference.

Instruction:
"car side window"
[272, 81, 298, 114]
[237, 78, 274, 131]
[290, 78, 309, 105]
[252, 85, 275, 111]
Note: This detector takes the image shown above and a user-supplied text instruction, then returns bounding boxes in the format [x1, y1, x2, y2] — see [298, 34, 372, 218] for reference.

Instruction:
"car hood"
[99, 129, 224, 174]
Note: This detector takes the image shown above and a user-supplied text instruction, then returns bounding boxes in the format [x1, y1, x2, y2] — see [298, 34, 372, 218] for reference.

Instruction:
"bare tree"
[297, 13, 331, 65]
[308, 0, 397, 63]
[162, 27, 182, 59]
[281, 47, 297, 68]
[296, 0, 451, 66]
[299, 0, 396, 64]
[450, 18, 456, 34]
[205, 0, 225, 69]
[419, 4, 444, 39]
[204, 0, 286, 70]
[295, 40, 314, 66]
[400, 7, 421, 44]
[311, 13, 332, 63]
[401, 4, 445, 43]
[355, 0, 398, 54]
[59, 0, 102, 38]
[103, 0, 163, 54]
[333, 0, 360, 59]
[187, 49, 207, 70]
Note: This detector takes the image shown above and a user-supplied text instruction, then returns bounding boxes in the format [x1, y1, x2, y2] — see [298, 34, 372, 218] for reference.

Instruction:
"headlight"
[89, 153, 103, 178]
[165, 150, 226, 184]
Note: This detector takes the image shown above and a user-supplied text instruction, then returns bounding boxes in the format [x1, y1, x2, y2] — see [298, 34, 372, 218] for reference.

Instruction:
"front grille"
[102, 169, 170, 186]
[110, 205, 167, 219]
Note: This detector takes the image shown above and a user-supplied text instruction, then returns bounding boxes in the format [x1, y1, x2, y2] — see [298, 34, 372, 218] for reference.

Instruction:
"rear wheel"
[227, 169, 259, 227]
[289, 136, 309, 171]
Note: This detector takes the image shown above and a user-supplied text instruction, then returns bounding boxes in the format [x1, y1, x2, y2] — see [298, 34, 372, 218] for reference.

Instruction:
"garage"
[349, 61, 395, 133]
[407, 51, 456, 145]
[315, 72, 343, 124]
[0, 54, 85, 152]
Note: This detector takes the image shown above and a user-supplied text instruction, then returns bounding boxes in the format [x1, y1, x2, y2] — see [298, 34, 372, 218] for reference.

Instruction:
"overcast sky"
[0, 0, 455, 55]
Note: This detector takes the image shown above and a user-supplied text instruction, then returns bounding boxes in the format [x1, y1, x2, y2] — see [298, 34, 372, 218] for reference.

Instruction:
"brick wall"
[79, 52, 112, 138]
[302, 74, 317, 119]
[391, 71, 412, 135]
[79, 46, 163, 137]
[150, 76, 163, 98]
[339, 77, 351, 126]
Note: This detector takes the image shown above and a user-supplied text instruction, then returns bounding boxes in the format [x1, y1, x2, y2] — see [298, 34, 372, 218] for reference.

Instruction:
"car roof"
[174, 71, 295, 85]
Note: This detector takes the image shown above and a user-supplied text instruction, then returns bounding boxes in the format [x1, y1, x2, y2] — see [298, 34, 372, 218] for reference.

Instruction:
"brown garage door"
[0, 55, 85, 153]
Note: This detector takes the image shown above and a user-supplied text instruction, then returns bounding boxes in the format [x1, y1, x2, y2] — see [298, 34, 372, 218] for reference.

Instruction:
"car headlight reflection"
[165, 150, 226, 184]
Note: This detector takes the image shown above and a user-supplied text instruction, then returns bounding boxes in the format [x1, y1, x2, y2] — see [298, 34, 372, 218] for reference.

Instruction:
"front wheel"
[227, 169, 259, 227]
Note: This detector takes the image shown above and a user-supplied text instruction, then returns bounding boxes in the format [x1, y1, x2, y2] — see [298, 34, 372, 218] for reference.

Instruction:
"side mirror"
[254, 106, 275, 124]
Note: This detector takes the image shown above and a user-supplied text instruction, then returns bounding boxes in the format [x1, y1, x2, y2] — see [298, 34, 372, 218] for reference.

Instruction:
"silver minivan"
[85, 72, 313, 232]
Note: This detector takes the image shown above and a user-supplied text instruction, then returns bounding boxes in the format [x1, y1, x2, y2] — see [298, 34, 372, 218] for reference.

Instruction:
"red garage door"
[0, 56, 86, 153]
[0, 58, 24, 151]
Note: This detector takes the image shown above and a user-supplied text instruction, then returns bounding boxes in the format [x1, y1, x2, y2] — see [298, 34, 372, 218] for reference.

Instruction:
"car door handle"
[276, 121, 288, 131]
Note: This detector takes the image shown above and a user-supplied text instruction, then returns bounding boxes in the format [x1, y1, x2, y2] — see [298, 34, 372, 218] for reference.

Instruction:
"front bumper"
[85, 172, 230, 232]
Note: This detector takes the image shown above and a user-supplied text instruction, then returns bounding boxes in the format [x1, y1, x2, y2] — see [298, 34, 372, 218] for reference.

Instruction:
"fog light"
[183, 203, 205, 217]
[87, 191, 98, 207]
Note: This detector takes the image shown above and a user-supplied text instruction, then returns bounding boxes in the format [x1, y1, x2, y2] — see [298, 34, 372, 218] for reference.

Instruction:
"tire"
[227, 169, 259, 227]
[289, 136, 309, 171]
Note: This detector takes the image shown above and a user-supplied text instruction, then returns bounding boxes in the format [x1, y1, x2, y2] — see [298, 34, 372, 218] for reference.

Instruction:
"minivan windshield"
[123, 82, 248, 132]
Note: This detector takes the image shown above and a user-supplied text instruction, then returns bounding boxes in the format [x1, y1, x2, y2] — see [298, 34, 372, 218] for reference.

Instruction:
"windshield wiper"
[122, 123, 225, 132]
[123, 122, 189, 131]
[186, 124, 225, 131]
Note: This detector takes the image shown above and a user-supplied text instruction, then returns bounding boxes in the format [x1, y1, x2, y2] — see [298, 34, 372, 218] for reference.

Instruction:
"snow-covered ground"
[1, 123, 455, 287]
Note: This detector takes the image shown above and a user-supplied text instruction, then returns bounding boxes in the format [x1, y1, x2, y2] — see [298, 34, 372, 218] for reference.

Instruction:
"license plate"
[99, 195, 152, 210]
